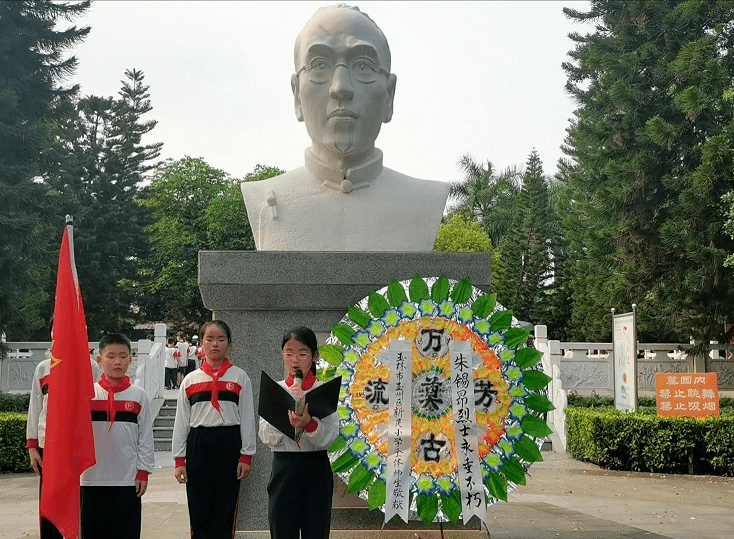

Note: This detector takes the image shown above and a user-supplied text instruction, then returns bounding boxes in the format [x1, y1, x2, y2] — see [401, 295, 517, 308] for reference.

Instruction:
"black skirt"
[267, 450, 333, 539]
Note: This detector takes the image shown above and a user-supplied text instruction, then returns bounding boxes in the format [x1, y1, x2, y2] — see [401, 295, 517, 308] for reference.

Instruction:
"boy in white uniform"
[80, 333, 154, 539]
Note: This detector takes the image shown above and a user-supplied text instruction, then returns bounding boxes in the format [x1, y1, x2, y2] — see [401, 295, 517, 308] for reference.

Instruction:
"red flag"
[41, 224, 96, 539]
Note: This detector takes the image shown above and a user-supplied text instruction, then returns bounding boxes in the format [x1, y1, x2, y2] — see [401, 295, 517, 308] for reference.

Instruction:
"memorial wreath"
[317, 275, 553, 525]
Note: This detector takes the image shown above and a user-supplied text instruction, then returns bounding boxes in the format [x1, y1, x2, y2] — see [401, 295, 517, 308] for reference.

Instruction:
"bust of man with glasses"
[241, 4, 449, 251]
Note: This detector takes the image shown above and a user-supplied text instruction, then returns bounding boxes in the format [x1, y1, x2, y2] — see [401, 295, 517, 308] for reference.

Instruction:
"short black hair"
[99, 333, 132, 355]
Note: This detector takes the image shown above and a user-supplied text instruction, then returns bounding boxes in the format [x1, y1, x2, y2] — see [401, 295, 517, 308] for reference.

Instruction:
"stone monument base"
[198, 251, 491, 535]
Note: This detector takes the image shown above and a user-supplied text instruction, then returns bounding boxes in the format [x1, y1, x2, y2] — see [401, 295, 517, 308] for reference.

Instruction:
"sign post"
[612, 305, 638, 412]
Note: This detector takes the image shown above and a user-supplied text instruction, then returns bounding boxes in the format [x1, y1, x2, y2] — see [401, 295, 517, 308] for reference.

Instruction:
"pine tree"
[44, 70, 162, 338]
[493, 150, 557, 327]
[563, 0, 734, 341]
[0, 0, 90, 338]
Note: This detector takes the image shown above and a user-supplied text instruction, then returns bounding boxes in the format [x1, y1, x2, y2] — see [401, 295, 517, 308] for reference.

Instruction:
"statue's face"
[293, 8, 396, 165]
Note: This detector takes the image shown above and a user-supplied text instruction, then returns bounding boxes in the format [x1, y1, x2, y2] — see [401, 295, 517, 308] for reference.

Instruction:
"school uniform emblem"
[125, 401, 134, 411]
[226, 382, 234, 391]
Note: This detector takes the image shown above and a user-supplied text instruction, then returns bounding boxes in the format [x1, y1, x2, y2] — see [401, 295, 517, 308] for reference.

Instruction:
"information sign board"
[655, 372, 719, 417]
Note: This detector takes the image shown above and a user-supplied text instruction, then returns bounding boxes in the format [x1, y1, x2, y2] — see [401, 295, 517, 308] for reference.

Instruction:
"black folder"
[258, 371, 342, 440]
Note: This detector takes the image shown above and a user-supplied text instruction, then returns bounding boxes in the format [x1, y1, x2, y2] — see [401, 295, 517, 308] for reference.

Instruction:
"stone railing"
[534, 325, 734, 454]
[553, 341, 733, 394]
[0, 323, 167, 402]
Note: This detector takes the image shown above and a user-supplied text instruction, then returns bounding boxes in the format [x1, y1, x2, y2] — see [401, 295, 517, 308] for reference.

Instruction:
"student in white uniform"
[80, 333, 154, 539]
[172, 320, 257, 539]
[258, 326, 340, 539]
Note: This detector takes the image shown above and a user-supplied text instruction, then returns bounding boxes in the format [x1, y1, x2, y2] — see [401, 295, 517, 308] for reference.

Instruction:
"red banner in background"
[41, 225, 96, 539]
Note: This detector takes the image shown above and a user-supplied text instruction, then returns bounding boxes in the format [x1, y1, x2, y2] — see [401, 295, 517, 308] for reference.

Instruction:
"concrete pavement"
[2, 447, 733, 539]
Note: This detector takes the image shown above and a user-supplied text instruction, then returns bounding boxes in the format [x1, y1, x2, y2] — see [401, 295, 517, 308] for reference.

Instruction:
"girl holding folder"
[258, 326, 340, 539]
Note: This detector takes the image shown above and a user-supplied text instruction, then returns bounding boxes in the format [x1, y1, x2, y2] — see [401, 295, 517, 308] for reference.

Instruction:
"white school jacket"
[81, 383, 155, 486]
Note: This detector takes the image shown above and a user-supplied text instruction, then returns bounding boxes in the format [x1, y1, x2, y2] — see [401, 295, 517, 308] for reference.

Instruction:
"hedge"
[0, 393, 31, 413]
[0, 412, 33, 473]
[566, 407, 734, 476]
[566, 393, 734, 411]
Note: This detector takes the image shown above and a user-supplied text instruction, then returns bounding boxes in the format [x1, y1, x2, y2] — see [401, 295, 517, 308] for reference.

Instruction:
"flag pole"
[66, 215, 76, 272]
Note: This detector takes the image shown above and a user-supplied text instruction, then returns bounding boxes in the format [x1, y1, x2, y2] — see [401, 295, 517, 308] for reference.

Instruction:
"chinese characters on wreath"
[449, 340, 486, 525]
[385, 341, 412, 522]
[381, 335, 490, 525]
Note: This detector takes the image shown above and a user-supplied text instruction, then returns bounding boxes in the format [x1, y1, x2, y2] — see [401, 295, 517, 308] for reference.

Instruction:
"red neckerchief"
[285, 370, 317, 390]
[200, 358, 233, 416]
[98, 374, 131, 429]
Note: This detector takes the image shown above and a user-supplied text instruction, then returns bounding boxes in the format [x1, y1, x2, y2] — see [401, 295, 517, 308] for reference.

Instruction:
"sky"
[67, 1, 591, 185]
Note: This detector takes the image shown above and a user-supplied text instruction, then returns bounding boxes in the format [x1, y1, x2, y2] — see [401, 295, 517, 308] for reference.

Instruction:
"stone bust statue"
[241, 4, 449, 251]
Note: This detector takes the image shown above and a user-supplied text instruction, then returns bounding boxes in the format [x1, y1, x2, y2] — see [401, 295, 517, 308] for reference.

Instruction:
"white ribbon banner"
[385, 339, 412, 523]
[450, 339, 487, 526]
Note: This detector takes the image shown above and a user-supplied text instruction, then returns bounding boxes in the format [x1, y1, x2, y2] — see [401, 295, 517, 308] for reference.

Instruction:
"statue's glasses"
[297, 58, 389, 85]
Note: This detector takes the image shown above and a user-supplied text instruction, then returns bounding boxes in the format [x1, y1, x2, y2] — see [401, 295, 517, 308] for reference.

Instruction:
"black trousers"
[165, 367, 177, 388]
[81, 485, 141, 539]
[186, 425, 242, 539]
[37, 449, 63, 539]
[268, 451, 333, 539]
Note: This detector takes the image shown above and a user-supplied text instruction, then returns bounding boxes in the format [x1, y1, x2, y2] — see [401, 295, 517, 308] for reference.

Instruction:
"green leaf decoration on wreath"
[471, 293, 496, 317]
[449, 277, 472, 304]
[320, 275, 552, 524]
[522, 370, 552, 391]
[522, 414, 554, 438]
[331, 451, 359, 473]
[331, 323, 356, 346]
[387, 279, 408, 306]
[327, 435, 347, 453]
[348, 305, 371, 328]
[416, 494, 439, 525]
[430, 275, 450, 302]
[525, 394, 556, 413]
[503, 327, 530, 349]
[348, 464, 375, 493]
[487, 471, 508, 502]
[368, 478, 386, 510]
[318, 344, 344, 366]
[500, 457, 527, 486]
[440, 490, 462, 523]
[409, 273, 429, 302]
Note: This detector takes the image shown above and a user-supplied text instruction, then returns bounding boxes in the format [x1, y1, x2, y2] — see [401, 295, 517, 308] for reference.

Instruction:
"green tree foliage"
[433, 214, 493, 253]
[140, 160, 282, 331]
[493, 150, 562, 332]
[0, 0, 90, 339]
[44, 69, 162, 339]
[563, 0, 734, 341]
[448, 155, 522, 247]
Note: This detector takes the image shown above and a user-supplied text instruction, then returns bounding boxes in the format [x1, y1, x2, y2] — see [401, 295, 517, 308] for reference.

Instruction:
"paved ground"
[2, 446, 732, 539]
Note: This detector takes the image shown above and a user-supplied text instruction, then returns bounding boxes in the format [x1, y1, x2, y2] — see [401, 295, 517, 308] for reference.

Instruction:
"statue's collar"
[304, 148, 383, 193]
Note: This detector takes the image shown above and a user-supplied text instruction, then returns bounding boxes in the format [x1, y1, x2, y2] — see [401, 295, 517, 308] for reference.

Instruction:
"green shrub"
[566, 407, 734, 476]
[0, 393, 31, 413]
[0, 412, 33, 473]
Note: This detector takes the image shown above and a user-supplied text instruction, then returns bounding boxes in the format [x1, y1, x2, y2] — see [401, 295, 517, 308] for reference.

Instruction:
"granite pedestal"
[198, 251, 491, 536]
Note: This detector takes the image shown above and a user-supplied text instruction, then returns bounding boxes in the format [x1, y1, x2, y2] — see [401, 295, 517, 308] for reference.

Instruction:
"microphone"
[293, 369, 305, 443]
